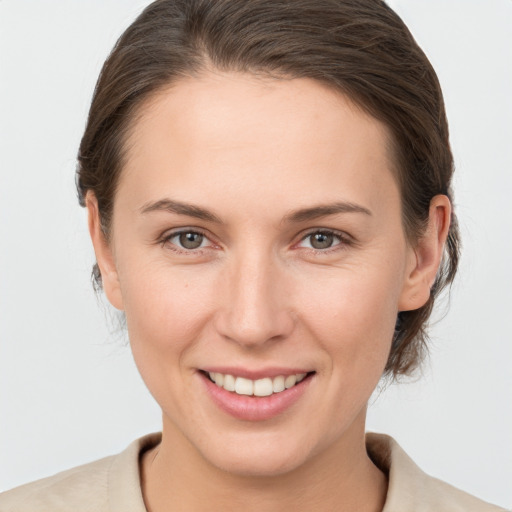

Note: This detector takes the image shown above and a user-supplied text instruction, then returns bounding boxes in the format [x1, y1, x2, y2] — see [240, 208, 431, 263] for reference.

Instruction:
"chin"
[197, 431, 315, 478]
[211, 448, 308, 478]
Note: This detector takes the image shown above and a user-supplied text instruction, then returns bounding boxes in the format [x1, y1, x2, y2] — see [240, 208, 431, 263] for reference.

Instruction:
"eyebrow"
[282, 201, 372, 223]
[139, 198, 372, 224]
[140, 199, 223, 223]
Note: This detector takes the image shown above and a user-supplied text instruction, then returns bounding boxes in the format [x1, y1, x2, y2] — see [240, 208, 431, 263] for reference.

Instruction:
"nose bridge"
[217, 244, 293, 347]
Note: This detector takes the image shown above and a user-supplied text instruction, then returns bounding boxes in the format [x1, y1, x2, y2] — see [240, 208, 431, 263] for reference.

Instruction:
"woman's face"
[91, 72, 426, 476]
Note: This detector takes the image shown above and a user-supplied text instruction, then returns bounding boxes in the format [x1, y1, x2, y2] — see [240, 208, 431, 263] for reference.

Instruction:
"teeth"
[272, 375, 285, 393]
[235, 377, 253, 396]
[223, 374, 236, 392]
[209, 372, 225, 387]
[254, 378, 273, 397]
[284, 375, 297, 389]
[207, 372, 309, 396]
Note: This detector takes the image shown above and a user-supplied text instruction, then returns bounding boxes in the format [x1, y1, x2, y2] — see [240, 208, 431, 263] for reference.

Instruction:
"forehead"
[119, 72, 399, 217]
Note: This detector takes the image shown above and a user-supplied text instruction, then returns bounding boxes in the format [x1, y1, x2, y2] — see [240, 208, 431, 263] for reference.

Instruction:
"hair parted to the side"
[76, 0, 460, 379]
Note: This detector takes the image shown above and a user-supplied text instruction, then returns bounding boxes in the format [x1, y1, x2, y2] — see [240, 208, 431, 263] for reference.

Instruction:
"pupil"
[179, 232, 203, 249]
[311, 232, 333, 249]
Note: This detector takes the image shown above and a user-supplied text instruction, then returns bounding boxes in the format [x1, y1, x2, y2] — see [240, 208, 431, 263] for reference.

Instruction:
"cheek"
[118, 258, 217, 357]
[117, 262, 220, 414]
[294, 261, 402, 373]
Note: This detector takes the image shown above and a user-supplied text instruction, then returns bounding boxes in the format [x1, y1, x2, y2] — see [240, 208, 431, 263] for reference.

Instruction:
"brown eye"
[178, 232, 205, 249]
[309, 232, 335, 249]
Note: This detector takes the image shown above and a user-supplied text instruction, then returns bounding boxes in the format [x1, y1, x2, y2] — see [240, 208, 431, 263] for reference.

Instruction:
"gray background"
[1, 0, 511, 507]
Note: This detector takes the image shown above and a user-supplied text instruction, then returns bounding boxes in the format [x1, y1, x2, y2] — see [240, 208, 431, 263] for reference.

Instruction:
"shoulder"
[0, 456, 113, 512]
[366, 432, 509, 512]
[0, 433, 161, 512]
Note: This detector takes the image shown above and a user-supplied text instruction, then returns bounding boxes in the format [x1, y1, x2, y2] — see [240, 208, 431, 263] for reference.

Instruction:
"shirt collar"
[107, 431, 502, 512]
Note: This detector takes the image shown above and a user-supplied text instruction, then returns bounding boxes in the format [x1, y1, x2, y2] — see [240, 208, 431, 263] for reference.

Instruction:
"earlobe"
[398, 195, 452, 312]
[86, 192, 125, 311]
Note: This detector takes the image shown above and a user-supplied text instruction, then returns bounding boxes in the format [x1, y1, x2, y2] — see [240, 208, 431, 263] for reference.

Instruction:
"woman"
[0, 0, 508, 510]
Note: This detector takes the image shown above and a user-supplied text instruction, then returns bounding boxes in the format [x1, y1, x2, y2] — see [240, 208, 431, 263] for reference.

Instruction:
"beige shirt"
[0, 432, 507, 511]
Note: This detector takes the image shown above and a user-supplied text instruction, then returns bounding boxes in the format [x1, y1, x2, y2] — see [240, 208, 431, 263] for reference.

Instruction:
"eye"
[164, 230, 212, 251]
[297, 230, 344, 251]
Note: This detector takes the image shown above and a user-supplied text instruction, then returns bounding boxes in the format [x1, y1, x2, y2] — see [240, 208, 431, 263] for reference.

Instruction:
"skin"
[88, 72, 451, 511]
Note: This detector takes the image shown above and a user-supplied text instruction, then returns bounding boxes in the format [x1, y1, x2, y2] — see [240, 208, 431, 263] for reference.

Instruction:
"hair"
[76, 0, 460, 379]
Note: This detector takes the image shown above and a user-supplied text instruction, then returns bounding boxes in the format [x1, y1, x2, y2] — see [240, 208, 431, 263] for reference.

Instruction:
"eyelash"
[295, 229, 352, 254]
[159, 228, 214, 255]
[158, 228, 352, 256]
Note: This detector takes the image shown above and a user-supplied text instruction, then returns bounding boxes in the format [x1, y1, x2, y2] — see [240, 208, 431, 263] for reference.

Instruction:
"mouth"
[202, 370, 313, 397]
[198, 369, 316, 421]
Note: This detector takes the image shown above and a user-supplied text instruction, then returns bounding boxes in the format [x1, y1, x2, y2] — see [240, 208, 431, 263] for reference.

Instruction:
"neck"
[141, 415, 387, 512]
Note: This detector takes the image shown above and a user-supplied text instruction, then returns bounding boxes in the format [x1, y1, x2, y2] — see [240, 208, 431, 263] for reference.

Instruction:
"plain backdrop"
[1, 0, 511, 507]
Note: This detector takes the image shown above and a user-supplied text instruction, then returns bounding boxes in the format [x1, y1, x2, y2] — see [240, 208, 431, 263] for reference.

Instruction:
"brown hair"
[77, 0, 460, 378]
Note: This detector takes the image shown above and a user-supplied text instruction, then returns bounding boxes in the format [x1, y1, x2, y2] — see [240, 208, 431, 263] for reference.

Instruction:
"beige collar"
[107, 432, 505, 511]
[366, 432, 505, 512]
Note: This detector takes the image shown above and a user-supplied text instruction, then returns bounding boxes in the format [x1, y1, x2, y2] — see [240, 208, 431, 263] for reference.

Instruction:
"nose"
[214, 250, 295, 349]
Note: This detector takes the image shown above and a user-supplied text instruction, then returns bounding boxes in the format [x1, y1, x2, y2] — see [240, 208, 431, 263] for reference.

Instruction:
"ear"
[86, 192, 124, 310]
[398, 194, 452, 312]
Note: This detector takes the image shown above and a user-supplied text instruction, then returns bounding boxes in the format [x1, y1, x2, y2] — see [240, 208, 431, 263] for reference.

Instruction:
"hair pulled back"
[77, 0, 460, 379]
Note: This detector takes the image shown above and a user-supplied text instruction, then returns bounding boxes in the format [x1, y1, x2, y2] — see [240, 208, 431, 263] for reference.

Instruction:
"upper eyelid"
[161, 226, 210, 239]
[293, 229, 355, 254]
[158, 227, 352, 249]
[160, 227, 215, 246]
[297, 228, 351, 242]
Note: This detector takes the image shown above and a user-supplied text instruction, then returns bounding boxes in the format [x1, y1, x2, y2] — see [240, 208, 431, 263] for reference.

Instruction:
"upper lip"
[200, 366, 314, 380]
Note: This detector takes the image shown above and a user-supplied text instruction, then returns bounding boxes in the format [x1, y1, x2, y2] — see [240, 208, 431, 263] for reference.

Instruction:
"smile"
[207, 372, 308, 397]
[200, 369, 315, 421]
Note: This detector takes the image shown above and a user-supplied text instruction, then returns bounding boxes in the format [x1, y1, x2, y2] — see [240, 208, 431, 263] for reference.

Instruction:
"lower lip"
[199, 372, 314, 422]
